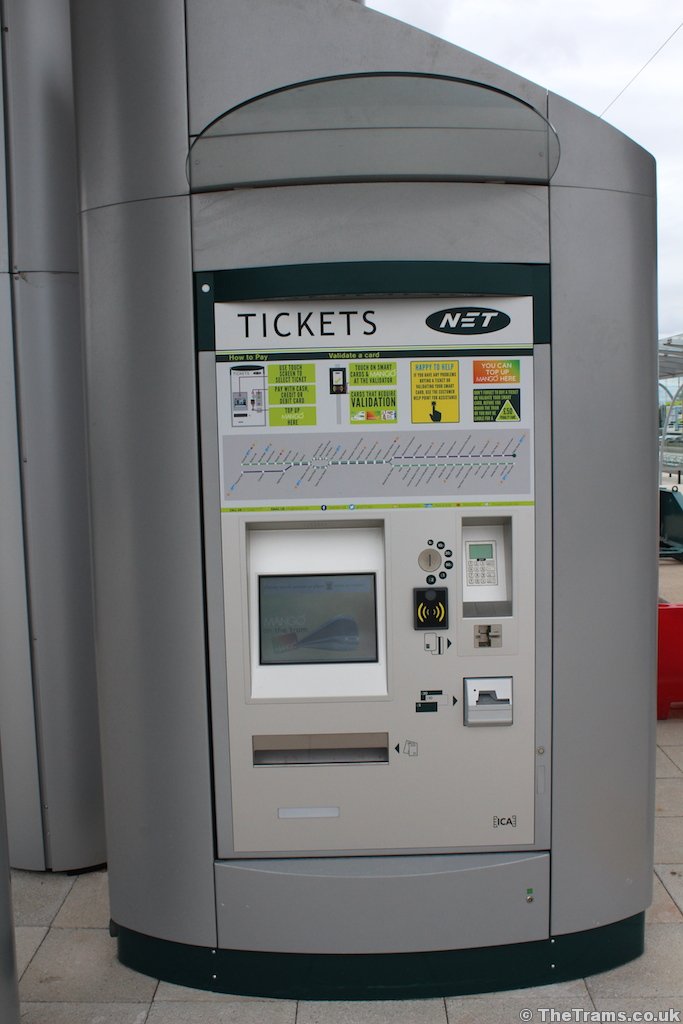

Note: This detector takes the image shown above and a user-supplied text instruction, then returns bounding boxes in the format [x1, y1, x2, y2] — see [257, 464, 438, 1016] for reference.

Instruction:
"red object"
[658, 604, 683, 719]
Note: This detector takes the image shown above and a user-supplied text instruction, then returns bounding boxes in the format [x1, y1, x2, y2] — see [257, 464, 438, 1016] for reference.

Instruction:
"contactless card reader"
[414, 588, 449, 629]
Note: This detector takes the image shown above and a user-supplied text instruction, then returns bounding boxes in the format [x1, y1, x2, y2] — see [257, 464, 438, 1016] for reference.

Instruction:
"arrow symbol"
[447, 638, 453, 649]
[395, 744, 400, 754]
[452, 696, 459, 705]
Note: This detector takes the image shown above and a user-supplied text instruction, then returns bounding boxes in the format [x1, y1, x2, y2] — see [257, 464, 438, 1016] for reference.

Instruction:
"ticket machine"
[201, 278, 543, 871]
[70, 0, 657, 999]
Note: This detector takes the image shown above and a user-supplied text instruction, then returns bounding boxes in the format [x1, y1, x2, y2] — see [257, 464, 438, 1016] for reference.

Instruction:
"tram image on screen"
[258, 574, 378, 666]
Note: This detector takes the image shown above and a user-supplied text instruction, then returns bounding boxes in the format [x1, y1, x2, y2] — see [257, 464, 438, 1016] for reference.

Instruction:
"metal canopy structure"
[659, 333, 683, 380]
[659, 333, 683, 485]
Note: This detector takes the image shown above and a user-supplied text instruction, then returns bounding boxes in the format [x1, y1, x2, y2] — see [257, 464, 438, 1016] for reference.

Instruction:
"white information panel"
[215, 296, 533, 352]
[215, 296, 535, 514]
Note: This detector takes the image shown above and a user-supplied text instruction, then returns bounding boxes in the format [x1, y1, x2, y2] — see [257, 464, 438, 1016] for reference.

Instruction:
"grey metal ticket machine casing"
[0, 0, 104, 873]
[70, 0, 657, 999]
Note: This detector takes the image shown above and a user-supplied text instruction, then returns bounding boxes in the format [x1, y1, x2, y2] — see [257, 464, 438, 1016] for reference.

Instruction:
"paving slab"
[296, 999, 447, 1024]
[656, 778, 683, 816]
[19, 1004, 150, 1024]
[585, 923, 683, 998]
[591, 998, 683, 1017]
[655, 864, 683, 913]
[14, 925, 47, 977]
[147, 1000, 296, 1023]
[19, 927, 158, 1003]
[654, 817, 683, 863]
[662, 746, 683, 772]
[53, 869, 110, 929]
[154, 980, 283, 1002]
[648, 871, 683, 922]
[657, 718, 683, 745]
[444, 997, 594, 1024]
[657, 747, 683, 778]
[10, 870, 74, 926]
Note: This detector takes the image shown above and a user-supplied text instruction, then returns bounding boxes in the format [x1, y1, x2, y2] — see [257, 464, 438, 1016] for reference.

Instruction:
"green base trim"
[117, 913, 644, 1001]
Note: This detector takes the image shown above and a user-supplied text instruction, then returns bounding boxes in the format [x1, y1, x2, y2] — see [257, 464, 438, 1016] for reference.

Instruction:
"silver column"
[0, 0, 104, 870]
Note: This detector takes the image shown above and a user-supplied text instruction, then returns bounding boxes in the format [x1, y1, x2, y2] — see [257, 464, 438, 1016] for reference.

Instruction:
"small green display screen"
[469, 543, 494, 561]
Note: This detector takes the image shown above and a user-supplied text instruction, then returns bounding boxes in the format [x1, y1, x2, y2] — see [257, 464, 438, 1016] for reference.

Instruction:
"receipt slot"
[71, 0, 656, 1001]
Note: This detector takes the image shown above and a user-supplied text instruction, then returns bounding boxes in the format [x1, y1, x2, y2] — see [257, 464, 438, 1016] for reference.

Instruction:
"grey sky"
[366, 0, 682, 337]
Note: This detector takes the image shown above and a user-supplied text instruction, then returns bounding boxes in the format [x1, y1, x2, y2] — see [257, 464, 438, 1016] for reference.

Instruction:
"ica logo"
[493, 815, 518, 828]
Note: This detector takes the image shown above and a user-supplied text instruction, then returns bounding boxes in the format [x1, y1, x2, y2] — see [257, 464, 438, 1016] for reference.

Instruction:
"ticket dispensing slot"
[462, 519, 512, 618]
[252, 733, 390, 765]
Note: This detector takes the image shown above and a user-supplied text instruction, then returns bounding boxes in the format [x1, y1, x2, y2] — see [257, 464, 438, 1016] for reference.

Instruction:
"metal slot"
[253, 732, 389, 766]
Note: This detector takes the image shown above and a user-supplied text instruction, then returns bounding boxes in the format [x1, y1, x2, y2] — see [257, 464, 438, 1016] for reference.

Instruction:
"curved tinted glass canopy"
[189, 74, 560, 191]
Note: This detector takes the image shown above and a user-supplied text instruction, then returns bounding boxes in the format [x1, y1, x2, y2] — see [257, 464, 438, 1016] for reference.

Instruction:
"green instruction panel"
[267, 362, 316, 426]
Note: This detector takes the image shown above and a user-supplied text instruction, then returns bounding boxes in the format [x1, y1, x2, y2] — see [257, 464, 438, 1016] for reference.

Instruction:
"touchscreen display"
[259, 573, 378, 665]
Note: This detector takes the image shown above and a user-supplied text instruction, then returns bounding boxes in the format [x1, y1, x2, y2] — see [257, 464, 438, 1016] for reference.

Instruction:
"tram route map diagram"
[221, 428, 532, 503]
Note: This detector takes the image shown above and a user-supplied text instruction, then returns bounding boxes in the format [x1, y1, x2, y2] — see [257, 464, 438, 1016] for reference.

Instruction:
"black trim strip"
[195, 272, 216, 350]
[117, 913, 643, 1000]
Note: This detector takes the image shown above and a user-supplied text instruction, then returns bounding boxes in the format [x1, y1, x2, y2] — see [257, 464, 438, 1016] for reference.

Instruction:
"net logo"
[426, 307, 511, 335]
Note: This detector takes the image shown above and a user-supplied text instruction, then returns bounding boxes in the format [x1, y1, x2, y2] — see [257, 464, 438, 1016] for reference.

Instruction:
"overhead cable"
[600, 20, 683, 116]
